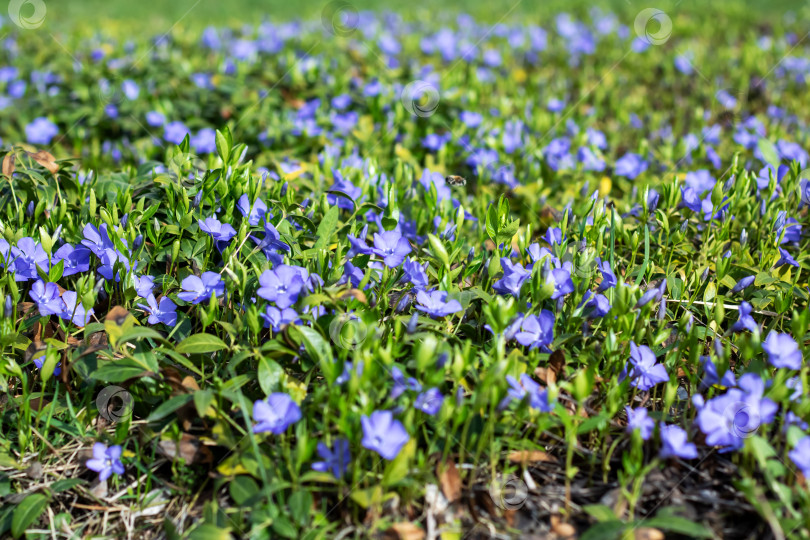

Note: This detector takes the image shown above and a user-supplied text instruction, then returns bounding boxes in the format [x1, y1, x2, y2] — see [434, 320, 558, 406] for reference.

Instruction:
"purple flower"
[138, 294, 177, 327]
[546, 268, 574, 299]
[361, 410, 410, 460]
[789, 436, 810, 478]
[53, 244, 90, 277]
[514, 310, 555, 349]
[775, 248, 799, 268]
[493, 258, 531, 298]
[146, 111, 165, 126]
[60, 291, 94, 326]
[85, 443, 125, 481]
[371, 230, 411, 268]
[762, 332, 802, 370]
[624, 342, 669, 391]
[177, 272, 225, 305]
[596, 258, 617, 291]
[11, 237, 49, 281]
[731, 301, 758, 333]
[414, 388, 444, 415]
[261, 306, 300, 332]
[237, 194, 269, 226]
[578, 291, 611, 318]
[29, 280, 65, 316]
[257, 265, 305, 309]
[415, 290, 463, 318]
[190, 128, 216, 154]
[731, 275, 754, 293]
[659, 425, 698, 459]
[625, 406, 655, 440]
[501, 374, 553, 412]
[252, 393, 302, 434]
[25, 117, 58, 145]
[390, 366, 422, 399]
[132, 274, 155, 298]
[326, 171, 363, 210]
[81, 223, 115, 257]
[312, 439, 351, 478]
[97, 249, 134, 281]
[402, 258, 429, 289]
[696, 373, 777, 451]
[164, 121, 190, 145]
[543, 227, 563, 246]
[32, 350, 60, 376]
[252, 221, 290, 261]
[614, 153, 648, 179]
[199, 217, 236, 250]
[699, 356, 736, 388]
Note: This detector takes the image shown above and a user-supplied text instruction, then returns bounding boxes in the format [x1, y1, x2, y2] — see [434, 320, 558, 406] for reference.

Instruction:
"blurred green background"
[20, 0, 810, 32]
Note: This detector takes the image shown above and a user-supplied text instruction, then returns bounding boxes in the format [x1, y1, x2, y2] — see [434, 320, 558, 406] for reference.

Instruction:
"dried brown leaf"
[436, 460, 461, 503]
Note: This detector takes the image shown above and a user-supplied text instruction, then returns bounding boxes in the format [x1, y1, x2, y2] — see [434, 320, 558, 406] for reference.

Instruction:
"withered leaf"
[507, 450, 556, 464]
[436, 460, 461, 503]
[385, 522, 425, 540]
[156, 433, 213, 465]
[2, 153, 15, 177]
[105, 306, 132, 326]
[28, 150, 59, 174]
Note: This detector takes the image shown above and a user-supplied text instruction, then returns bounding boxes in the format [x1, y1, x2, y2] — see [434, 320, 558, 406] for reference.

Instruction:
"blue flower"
[789, 436, 810, 479]
[371, 230, 411, 268]
[625, 406, 655, 440]
[493, 258, 531, 298]
[775, 248, 799, 268]
[361, 410, 409, 460]
[624, 342, 668, 391]
[659, 425, 698, 459]
[312, 439, 351, 478]
[762, 332, 802, 370]
[60, 291, 94, 327]
[731, 302, 758, 333]
[414, 388, 444, 415]
[514, 310, 555, 349]
[614, 153, 648, 179]
[252, 393, 301, 434]
[257, 265, 305, 309]
[85, 443, 125, 481]
[11, 237, 49, 281]
[237, 194, 269, 226]
[138, 294, 177, 327]
[177, 272, 224, 304]
[261, 306, 300, 332]
[29, 280, 64, 316]
[25, 117, 58, 145]
[546, 268, 574, 299]
[415, 290, 463, 318]
[53, 244, 90, 277]
[199, 217, 236, 250]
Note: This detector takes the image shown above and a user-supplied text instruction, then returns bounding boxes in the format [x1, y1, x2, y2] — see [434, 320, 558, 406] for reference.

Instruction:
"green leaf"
[11, 493, 49, 538]
[427, 233, 450, 268]
[215, 129, 230, 164]
[582, 504, 617, 522]
[495, 218, 520, 246]
[757, 138, 780, 169]
[188, 523, 231, 540]
[92, 358, 154, 382]
[176, 333, 228, 355]
[50, 478, 84, 493]
[258, 357, 284, 395]
[288, 490, 312, 526]
[579, 520, 625, 540]
[290, 327, 335, 382]
[313, 206, 339, 250]
[146, 394, 194, 423]
[639, 516, 712, 538]
[229, 476, 259, 505]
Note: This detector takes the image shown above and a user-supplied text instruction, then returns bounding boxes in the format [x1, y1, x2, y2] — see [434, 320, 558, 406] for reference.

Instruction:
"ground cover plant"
[2, 0, 810, 538]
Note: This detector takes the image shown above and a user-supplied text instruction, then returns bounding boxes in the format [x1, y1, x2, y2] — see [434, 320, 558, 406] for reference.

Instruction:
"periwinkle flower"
[11, 237, 49, 281]
[81, 223, 115, 257]
[493, 258, 531, 297]
[261, 306, 301, 332]
[402, 258, 429, 289]
[614, 152, 648, 179]
[762, 332, 802, 370]
[414, 388, 444, 415]
[177, 272, 224, 305]
[546, 268, 574, 299]
[361, 410, 410, 460]
[624, 342, 669, 391]
[252, 393, 302, 434]
[312, 439, 351, 478]
[132, 274, 155, 298]
[138, 294, 177, 327]
[85, 443, 125, 481]
[731, 302, 758, 333]
[625, 406, 655, 440]
[199, 217, 236, 250]
[29, 280, 65, 316]
[578, 291, 611, 318]
[53, 244, 91, 277]
[25, 117, 59, 145]
[659, 425, 698, 459]
[789, 437, 810, 478]
[731, 275, 754, 293]
[415, 290, 463, 318]
[500, 374, 553, 412]
[237, 194, 269, 226]
[699, 356, 736, 388]
[543, 227, 563, 246]
[390, 366, 422, 400]
[371, 230, 411, 268]
[60, 291, 94, 326]
[775, 248, 799, 268]
[514, 310, 555, 349]
[257, 265, 305, 309]
[595, 258, 616, 291]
